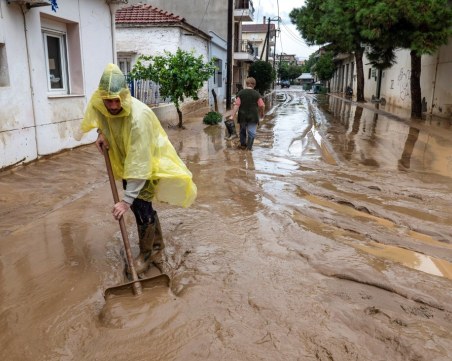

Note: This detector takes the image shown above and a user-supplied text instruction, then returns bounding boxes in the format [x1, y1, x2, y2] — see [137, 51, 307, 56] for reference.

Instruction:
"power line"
[279, 32, 284, 54]
[280, 20, 309, 45]
[255, 0, 261, 23]
[280, 21, 311, 49]
[197, 0, 212, 30]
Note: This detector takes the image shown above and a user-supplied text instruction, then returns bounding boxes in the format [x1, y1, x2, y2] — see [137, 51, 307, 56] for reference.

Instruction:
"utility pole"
[226, 0, 233, 110]
[272, 29, 278, 69]
[265, 17, 280, 63]
[265, 17, 271, 62]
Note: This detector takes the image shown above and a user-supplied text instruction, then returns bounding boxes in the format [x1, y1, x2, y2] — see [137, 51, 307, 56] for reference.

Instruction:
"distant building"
[115, 4, 212, 113]
[279, 54, 297, 65]
[242, 19, 276, 61]
[328, 38, 452, 119]
[297, 73, 314, 87]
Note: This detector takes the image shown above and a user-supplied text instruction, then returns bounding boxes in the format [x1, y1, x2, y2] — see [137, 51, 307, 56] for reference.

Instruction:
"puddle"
[354, 241, 452, 280]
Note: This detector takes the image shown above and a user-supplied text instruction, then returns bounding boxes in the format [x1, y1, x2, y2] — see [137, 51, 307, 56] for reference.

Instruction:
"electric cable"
[196, 0, 212, 30]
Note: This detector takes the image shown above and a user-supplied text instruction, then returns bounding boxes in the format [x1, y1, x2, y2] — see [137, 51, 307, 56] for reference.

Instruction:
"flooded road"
[1, 90, 451, 360]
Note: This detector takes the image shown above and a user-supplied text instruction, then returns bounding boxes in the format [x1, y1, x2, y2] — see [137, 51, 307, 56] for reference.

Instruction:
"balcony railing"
[234, 39, 254, 54]
[234, 0, 254, 21]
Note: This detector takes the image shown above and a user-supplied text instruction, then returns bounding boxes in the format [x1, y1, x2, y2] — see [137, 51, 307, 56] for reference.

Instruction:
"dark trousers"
[122, 180, 156, 225]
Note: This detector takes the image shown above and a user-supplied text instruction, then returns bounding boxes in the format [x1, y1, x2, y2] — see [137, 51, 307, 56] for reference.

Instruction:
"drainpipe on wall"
[20, 5, 41, 158]
[376, 69, 382, 99]
[208, 35, 213, 110]
[106, 0, 129, 63]
[430, 51, 440, 115]
[108, 3, 117, 64]
[226, 0, 233, 110]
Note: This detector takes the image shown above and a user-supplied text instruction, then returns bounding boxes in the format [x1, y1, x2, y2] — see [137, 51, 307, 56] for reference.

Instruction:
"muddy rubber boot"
[246, 136, 255, 150]
[134, 214, 165, 274]
[224, 119, 238, 140]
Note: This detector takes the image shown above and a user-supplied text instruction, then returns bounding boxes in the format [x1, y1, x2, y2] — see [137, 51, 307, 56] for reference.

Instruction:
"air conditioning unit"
[7, 0, 51, 9]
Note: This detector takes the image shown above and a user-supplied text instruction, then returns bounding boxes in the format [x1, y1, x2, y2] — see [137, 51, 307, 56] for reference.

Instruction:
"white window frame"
[253, 46, 259, 58]
[43, 29, 69, 94]
[118, 57, 132, 77]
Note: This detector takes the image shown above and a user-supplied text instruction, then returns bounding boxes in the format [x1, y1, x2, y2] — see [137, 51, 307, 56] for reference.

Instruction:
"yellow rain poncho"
[81, 63, 197, 208]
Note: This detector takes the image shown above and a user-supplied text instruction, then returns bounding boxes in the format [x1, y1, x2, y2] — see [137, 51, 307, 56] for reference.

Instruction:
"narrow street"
[1, 88, 451, 361]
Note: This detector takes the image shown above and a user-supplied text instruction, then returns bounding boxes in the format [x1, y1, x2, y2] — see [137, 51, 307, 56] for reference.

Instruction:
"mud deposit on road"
[1, 92, 451, 360]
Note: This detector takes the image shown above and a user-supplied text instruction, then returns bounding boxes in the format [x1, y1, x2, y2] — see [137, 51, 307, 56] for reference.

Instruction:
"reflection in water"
[203, 125, 223, 152]
[344, 106, 363, 160]
[398, 126, 420, 169]
[223, 150, 261, 216]
[321, 95, 452, 178]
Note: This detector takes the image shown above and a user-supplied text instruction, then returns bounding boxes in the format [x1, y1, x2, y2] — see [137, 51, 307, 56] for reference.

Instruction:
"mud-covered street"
[1, 90, 451, 361]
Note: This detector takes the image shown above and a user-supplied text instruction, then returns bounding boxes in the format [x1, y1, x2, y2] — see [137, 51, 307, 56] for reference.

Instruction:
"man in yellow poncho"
[81, 63, 197, 274]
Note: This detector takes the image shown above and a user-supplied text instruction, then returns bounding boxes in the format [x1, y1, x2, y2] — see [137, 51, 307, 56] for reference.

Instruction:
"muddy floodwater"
[1, 91, 451, 361]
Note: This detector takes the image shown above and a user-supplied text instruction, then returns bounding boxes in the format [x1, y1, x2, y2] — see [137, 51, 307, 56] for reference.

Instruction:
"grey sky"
[249, 0, 319, 60]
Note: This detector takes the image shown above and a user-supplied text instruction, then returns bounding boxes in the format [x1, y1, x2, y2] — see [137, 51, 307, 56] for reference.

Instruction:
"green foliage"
[290, 0, 452, 112]
[357, 0, 452, 56]
[278, 63, 290, 80]
[301, 53, 317, 73]
[314, 51, 335, 81]
[202, 111, 223, 125]
[365, 45, 397, 70]
[356, 0, 452, 117]
[248, 60, 276, 95]
[290, 0, 367, 101]
[278, 63, 303, 81]
[130, 49, 217, 111]
[290, 0, 361, 54]
[288, 64, 303, 81]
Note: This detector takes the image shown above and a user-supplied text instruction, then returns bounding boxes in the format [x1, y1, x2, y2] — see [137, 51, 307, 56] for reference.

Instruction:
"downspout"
[108, 3, 116, 63]
[226, 0, 233, 110]
[208, 34, 213, 110]
[430, 51, 440, 115]
[21, 5, 41, 158]
[376, 69, 382, 99]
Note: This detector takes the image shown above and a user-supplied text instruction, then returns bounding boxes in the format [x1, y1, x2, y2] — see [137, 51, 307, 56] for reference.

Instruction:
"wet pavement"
[1, 89, 451, 360]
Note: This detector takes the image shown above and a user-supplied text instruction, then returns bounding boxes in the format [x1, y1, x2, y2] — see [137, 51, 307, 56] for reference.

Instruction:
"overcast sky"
[249, 0, 319, 60]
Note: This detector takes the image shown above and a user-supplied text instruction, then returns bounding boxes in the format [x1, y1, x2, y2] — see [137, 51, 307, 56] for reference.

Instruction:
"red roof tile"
[116, 4, 184, 25]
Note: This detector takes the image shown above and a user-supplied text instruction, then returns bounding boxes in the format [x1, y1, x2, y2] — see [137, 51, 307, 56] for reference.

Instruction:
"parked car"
[281, 80, 290, 88]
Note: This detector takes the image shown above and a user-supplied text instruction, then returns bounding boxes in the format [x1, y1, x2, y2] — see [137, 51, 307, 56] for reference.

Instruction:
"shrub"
[249, 60, 276, 95]
[203, 111, 223, 125]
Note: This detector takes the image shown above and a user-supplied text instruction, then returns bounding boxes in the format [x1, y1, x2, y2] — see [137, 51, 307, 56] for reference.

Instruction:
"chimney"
[263, 16, 266, 24]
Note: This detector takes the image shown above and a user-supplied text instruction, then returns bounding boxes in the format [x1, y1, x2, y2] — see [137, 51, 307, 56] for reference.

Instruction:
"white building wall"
[332, 38, 452, 120]
[376, 49, 412, 110]
[116, 26, 210, 108]
[364, 40, 452, 118]
[208, 32, 228, 109]
[0, 0, 114, 170]
[0, 4, 36, 167]
[423, 41, 452, 118]
[125, 0, 228, 105]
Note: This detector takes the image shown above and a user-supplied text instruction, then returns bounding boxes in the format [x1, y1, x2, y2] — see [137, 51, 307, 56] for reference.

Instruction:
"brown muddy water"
[1, 91, 451, 361]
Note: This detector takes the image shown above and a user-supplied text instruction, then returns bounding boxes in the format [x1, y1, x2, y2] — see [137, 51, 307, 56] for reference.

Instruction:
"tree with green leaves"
[278, 63, 290, 81]
[313, 51, 335, 82]
[301, 53, 318, 74]
[130, 49, 216, 128]
[357, 0, 452, 118]
[290, 0, 368, 102]
[248, 60, 276, 95]
[287, 64, 304, 81]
